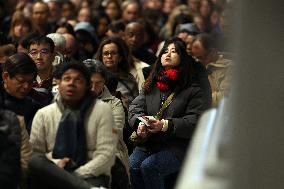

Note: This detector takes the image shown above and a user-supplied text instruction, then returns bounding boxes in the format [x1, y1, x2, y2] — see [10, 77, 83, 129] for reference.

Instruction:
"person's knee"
[140, 158, 157, 174]
[129, 153, 142, 170]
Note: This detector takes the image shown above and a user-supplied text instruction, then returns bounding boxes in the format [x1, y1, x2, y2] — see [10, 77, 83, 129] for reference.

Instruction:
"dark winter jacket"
[128, 83, 206, 159]
[0, 109, 21, 189]
[0, 84, 41, 134]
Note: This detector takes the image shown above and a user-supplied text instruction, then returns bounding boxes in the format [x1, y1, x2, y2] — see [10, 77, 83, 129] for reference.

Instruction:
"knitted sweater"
[30, 97, 117, 178]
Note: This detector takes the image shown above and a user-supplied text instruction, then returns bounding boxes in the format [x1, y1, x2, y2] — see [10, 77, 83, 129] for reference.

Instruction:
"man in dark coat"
[0, 109, 21, 189]
[1, 52, 41, 134]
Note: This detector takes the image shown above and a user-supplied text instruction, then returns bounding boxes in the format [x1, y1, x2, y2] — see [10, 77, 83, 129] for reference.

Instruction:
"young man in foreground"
[29, 61, 117, 189]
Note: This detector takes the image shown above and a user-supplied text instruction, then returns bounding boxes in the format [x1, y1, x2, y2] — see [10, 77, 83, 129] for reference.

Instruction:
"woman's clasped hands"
[137, 118, 165, 138]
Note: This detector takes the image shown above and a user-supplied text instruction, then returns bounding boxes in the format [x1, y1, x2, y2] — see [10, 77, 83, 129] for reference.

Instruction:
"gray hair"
[46, 33, 66, 54]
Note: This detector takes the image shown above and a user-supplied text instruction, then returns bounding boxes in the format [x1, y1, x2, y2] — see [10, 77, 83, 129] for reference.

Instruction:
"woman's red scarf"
[156, 69, 179, 91]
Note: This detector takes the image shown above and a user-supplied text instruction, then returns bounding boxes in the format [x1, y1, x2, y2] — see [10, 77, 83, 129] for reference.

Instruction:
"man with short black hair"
[0, 52, 41, 133]
[0, 53, 38, 186]
[28, 35, 55, 104]
[29, 61, 117, 189]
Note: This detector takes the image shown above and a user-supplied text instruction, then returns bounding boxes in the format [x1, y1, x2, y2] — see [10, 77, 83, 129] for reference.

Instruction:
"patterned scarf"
[156, 69, 179, 91]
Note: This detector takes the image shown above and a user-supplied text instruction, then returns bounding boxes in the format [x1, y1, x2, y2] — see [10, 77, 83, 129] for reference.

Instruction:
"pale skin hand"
[57, 157, 70, 168]
[147, 119, 164, 133]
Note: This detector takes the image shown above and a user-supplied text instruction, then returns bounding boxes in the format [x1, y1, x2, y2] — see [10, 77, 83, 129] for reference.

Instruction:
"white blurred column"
[229, 1, 284, 189]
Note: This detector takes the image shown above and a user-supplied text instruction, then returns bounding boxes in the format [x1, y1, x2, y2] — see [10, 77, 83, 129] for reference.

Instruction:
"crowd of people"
[0, 0, 233, 188]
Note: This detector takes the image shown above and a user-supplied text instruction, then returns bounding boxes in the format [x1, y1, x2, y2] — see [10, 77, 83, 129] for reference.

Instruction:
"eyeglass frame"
[13, 75, 36, 87]
[102, 51, 119, 57]
[28, 48, 51, 58]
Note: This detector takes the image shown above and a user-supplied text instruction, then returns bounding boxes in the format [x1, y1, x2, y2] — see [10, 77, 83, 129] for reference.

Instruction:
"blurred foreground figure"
[0, 109, 21, 189]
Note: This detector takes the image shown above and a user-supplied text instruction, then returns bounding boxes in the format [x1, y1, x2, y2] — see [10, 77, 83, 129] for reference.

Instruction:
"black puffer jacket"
[0, 109, 21, 189]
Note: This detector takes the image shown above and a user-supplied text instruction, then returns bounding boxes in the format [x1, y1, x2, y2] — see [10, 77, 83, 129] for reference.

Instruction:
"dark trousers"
[28, 154, 109, 189]
[129, 149, 181, 189]
[111, 157, 130, 189]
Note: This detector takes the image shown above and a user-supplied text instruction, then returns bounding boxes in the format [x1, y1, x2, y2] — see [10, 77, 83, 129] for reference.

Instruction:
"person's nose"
[21, 82, 31, 91]
[165, 51, 171, 56]
[106, 53, 112, 57]
[36, 52, 42, 59]
[130, 35, 137, 42]
[90, 84, 96, 92]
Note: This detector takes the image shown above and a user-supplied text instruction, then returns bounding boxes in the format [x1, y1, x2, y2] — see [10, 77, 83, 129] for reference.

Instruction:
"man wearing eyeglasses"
[0, 52, 41, 133]
[28, 35, 55, 105]
[0, 53, 40, 188]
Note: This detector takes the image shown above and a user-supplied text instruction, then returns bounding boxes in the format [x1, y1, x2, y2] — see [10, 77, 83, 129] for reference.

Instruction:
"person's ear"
[2, 71, 10, 82]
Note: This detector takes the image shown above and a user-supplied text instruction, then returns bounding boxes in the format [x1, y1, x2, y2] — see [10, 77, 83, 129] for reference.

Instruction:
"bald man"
[32, 1, 52, 35]
[62, 33, 77, 61]
[47, 0, 62, 25]
[124, 22, 157, 65]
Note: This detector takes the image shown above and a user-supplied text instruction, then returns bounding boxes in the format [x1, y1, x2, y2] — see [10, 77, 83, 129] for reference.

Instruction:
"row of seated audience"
[0, 35, 230, 189]
[0, 0, 233, 188]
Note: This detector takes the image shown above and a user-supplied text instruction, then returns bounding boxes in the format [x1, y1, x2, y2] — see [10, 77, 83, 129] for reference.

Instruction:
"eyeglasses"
[29, 48, 50, 57]
[102, 51, 118, 57]
[13, 76, 35, 87]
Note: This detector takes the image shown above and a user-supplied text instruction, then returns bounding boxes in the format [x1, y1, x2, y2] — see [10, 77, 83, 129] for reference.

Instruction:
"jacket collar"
[98, 86, 115, 101]
[54, 93, 66, 112]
